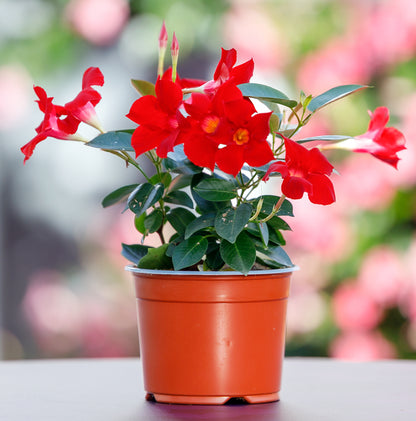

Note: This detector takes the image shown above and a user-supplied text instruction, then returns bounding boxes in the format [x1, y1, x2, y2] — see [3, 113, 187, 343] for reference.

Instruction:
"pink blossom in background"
[22, 270, 84, 356]
[284, 198, 352, 262]
[223, 4, 288, 71]
[332, 282, 383, 332]
[358, 247, 409, 308]
[333, 154, 396, 211]
[22, 268, 139, 357]
[390, 93, 416, 188]
[297, 37, 371, 94]
[80, 293, 138, 357]
[330, 331, 396, 360]
[297, 0, 416, 93]
[401, 237, 416, 321]
[0, 65, 32, 130]
[65, 0, 130, 46]
[286, 290, 327, 337]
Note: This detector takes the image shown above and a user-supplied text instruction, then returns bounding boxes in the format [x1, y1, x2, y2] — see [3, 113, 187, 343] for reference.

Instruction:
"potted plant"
[21, 23, 406, 404]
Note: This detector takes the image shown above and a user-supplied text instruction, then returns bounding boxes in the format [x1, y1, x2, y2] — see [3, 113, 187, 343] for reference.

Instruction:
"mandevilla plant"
[21, 23, 406, 274]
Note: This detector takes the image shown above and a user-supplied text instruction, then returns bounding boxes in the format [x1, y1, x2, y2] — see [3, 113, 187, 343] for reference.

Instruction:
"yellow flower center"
[233, 128, 250, 145]
[202, 115, 220, 134]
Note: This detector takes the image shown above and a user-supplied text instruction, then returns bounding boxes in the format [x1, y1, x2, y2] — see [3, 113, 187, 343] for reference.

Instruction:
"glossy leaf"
[168, 174, 194, 192]
[246, 222, 269, 247]
[144, 209, 164, 233]
[131, 79, 156, 96]
[238, 83, 298, 108]
[127, 183, 164, 216]
[184, 213, 216, 239]
[164, 145, 202, 174]
[149, 172, 172, 188]
[307, 84, 368, 113]
[138, 244, 172, 269]
[86, 131, 134, 151]
[191, 173, 231, 213]
[267, 216, 292, 231]
[134, 213, 146, 234]
[172, 236, 208, 270]
[166, 208, 196, 235]
[193, 178, 237, 201]
[252, 195, 294, 217]
[220, 231, 256, 274]
[101, 184, 138, 208]
[205, 241, 224, 271]
[121, 243, 150, 264]
[297, 135, 352, 144]
[215, 203, 253, 243]
[255, 244, 293, 268]
[164, 191, 194, 208]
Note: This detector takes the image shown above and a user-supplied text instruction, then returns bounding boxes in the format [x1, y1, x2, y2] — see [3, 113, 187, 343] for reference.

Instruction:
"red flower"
[21, 87, 84, 163]
[21, 67, 104, 163]
[264, 137, 336, 205]
[65, 67, 104, 130]
[182, 84, 274, 176]
[127, 73, 185, 158]
[325, 107, 406, 169]
[200, 48, 254, 95]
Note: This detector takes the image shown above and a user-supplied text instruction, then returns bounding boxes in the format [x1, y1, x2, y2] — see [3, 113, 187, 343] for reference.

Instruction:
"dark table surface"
[0, 357, 415, 421]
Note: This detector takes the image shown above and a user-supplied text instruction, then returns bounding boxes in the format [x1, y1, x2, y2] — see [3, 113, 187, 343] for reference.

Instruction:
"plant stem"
[259, 194, 286, 223]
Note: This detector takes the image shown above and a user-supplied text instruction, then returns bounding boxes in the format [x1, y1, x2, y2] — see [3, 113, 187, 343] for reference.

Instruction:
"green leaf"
[191, 173, 231, 213]
[121, 243, 150, 264]
[252, 195, 294, 217]
[266, 227, 286, 246]
[220, 231, 256, 274]
[307, 84, 368, 113]
[269, 113, 280, 133]
[267, 216, 292, 231]
[166, 208, 196, 234]
[163, 145, 202, 175]
[138, 244, 173, 269]
[131, 79, 156, 96]
[86, 131, 134, 151]
[193, 178, 237, 201]
[238, 83, 298, 108]
[205, 240, 224, 271]
[172, 236, 208, 270]
[246, 222, 269, 247]
[149, 172, 172, 188]
[255, 244, 293, 268]
[144, 209, 164, 233]
[127, 183, 164, 216]
[168, 174, 194, 191]
[101, 184, 138, 208]
[134, 213, 146, 234]
[215, 203, 253, 243]
[164, 191, 194, 209]
[184, 213, 216, 239]
[297, 135, 352, 144]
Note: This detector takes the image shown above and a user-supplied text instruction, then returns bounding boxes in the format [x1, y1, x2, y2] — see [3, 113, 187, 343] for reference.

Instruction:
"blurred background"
[0, 0, 415, 360]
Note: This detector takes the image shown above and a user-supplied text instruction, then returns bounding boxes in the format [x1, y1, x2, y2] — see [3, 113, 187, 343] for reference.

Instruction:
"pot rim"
[125, 264, 299, 276]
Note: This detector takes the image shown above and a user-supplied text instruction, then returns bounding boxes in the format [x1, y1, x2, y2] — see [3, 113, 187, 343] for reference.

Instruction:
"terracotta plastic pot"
[126, 266, 298, 405]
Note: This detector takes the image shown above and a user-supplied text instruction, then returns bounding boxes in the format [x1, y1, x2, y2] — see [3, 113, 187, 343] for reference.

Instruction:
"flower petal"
[155, 79, 183, 114]
[131, 125, 167, 157]
[215, 144, 245, 176]
[282, 176, 312, 200]
[82, 67, 104, 90]
[307, 174, 336, 205]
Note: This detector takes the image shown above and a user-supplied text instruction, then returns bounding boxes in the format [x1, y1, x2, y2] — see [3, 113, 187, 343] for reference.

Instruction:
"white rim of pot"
[125, 265, 299, 276]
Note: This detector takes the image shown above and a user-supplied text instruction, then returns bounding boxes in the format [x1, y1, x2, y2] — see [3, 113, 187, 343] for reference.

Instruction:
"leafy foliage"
[99, 140, 297, 273]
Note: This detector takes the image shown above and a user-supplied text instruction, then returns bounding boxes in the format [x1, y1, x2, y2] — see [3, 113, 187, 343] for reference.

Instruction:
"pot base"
[146, 392, 280, 405]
